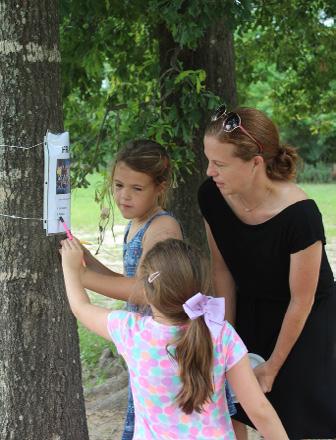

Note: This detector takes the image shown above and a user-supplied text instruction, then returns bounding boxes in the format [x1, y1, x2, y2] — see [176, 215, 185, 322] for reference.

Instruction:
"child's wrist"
[62, 264, 81, 277]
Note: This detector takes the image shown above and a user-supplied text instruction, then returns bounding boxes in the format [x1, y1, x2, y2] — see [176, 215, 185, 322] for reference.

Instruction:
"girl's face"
[113, 162, 163, 221]
[204, 135, 258, 196]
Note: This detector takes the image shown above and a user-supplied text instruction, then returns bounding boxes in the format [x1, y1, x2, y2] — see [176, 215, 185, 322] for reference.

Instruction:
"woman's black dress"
[198, 178, 336, 439]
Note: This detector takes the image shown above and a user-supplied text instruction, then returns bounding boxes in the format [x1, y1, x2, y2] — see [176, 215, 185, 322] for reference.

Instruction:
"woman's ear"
[253, 155, 264, 169]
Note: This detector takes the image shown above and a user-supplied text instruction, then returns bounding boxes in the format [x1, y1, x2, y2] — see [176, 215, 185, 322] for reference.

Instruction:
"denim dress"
[121, 211, 170, 439]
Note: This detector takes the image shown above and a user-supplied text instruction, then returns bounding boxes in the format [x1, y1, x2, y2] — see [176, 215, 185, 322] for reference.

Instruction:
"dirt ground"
[85, 372, 128, 440]
[80, 228, 336, 440]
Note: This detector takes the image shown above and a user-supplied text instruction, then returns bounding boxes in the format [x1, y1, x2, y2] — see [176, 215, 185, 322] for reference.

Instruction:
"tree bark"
[0, 1, 88, 439]
[158, 21, 237, 250]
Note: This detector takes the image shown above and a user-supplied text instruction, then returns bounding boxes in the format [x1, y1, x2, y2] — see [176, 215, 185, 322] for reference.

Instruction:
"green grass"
[71, 173, 126, 233]
[78, 323, 118, 387]
[78, 297, 125, 387]
[71, 173, 127, 385]
[299, 183, 336, 239]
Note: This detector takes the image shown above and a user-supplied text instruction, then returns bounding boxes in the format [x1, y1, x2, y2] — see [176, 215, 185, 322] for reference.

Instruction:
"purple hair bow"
[182, 293, 225, 338]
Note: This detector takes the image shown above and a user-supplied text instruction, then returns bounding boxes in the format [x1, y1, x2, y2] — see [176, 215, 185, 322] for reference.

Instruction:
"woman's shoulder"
[270, 182, 320, 220]
[277, 182, 320, 219]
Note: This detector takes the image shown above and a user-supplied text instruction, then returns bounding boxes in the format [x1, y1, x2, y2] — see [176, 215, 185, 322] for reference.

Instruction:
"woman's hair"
[205, 107, 299, 181]
[110, 139, 172, 208]
[140, 238, 214, 414]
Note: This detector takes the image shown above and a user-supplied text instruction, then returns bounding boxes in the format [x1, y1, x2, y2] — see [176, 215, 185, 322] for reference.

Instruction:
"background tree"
[155, 12, 239, 247]
[236, 0, 336, 163]
[0, 1, 88, 438]
[60, 0, 249, 247]
[60, 0, 335, 243]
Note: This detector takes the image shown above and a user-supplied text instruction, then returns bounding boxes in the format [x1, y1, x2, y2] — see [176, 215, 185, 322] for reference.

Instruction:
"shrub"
[297, 162, 333, 183]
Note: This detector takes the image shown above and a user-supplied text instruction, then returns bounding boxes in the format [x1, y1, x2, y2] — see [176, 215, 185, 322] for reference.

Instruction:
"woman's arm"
[227, 355, 288, 439]
[204, 220, 236, 325]
[61, 238, 112, 340]
[254, 240, 322, 392]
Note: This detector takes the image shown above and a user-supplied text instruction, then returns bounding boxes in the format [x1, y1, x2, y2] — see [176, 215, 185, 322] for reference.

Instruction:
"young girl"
[61, 237, 288, 439]
[78, 139, 183, 439]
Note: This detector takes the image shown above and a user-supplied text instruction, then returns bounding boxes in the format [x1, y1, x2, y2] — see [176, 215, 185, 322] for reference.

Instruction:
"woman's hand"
[253, 361, 279, 393]
[60, 238, 84, 273]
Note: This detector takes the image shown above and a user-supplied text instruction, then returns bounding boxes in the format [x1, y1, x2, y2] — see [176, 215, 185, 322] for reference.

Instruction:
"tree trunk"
[158, 21, 237, 250]
[0, 2, 89, 439]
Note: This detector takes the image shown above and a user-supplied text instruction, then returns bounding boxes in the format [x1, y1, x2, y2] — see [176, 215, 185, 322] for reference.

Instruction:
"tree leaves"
[61, 0, 336, 190]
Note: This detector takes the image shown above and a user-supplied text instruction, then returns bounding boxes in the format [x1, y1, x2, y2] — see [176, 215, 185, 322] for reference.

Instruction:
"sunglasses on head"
[211, 104, 264, 154]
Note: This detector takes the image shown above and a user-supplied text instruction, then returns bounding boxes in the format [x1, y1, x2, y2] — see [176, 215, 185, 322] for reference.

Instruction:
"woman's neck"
[235, 186, 273, 213]
[230, 173, 277, 212]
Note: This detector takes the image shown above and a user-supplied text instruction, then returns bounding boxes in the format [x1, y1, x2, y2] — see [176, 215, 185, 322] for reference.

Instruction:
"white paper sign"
[43, 131, 71, 235]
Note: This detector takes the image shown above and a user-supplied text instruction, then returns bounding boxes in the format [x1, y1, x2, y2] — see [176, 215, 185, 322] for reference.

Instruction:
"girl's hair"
[140, 238, 214, 414]
[110, 139, 172, 208]
[205, 107, 299, 181]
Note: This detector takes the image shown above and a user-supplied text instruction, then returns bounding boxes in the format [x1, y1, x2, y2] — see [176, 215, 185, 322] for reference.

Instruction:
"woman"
[198, 106, 336, 439]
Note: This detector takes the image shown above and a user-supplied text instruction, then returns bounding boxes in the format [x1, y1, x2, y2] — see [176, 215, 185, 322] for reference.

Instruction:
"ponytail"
[140, 238, 215, 415]
[172, 318, 214, 414]
[266, 143, 298, 181]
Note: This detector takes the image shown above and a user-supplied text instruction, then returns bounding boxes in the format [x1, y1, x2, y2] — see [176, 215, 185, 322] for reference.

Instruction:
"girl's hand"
[60, 238, 84, 272]
[253, 361, 279, 393]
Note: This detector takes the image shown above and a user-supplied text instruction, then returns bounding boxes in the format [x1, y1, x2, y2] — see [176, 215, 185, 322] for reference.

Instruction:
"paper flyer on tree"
[43, 131, 71, 235]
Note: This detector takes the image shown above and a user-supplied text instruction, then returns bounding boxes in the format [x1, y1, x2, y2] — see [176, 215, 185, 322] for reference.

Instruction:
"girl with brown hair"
[77, 139, 183, 439]
[198, 105, 336, 439]
[61, 237, 288, 439]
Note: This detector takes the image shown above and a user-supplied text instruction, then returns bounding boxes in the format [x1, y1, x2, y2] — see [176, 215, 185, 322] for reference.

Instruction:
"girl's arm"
[77, 215, 182, 305]
[227, 355, 288, 439]
[126, 214, 182, 304]
[60, 240, 142, 303]
[61, 238, 111, 339]
[254, 241, 322, 392]
[82, 246, 122, 276]
[204, 220, 236, 325]
[76, 233, 141, 302]
[81, 268, 145, 304]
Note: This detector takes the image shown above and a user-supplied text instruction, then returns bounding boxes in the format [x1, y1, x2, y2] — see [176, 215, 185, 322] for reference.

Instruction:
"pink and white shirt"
[107, 310, 247, 439]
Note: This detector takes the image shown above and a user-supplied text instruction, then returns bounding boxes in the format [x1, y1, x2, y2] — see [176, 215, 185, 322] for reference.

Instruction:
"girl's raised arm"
[81, 245, 122, 276]
[80, 215, 182, 304]
[81, 269, 145, 304]
[61, 238, 112, 339]
[76, 238, 145, 304]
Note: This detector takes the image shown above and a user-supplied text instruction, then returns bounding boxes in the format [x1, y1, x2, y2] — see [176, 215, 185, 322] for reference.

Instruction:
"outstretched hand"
[60, 237, 84, 273]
